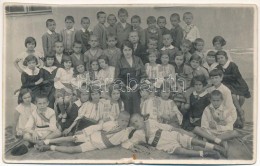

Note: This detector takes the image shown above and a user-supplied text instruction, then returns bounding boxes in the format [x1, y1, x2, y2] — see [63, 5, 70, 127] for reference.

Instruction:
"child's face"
[163, 34, 173, 47]
[118, 13, 128, 23]
[91, 91, 100, 102]
[147, 22, 156, 28]
[183, 14, 193, 25]
[64, 61, 72, 69]
[161, 54, 169, 65]
[122, 46, 133, 59]
[106, 37, 117, 48]
[157, 18, 166, 29]
[140, 90, 150, 100]
[46, 57, 55, 67]
[36, 98, 49, 111]
[195, 42, 204, 52]
[55, 42, 64, 54]
[216, 54, 227, 66]
[89, 36, 99, 48]
[111, 90, 120, 101]
[206, 56, 216, 65]
[22, 92, 32, 104]
[175, 56, 184, 66]
[47, 21, 56, 32]
[73, 43, 82, 54]
[117, 113, 130, 129]
[160, 90, 171, 100]
[80, 92, 89, 103]
[210, 95, 223, 109]
[26, 42, 36, 51]
[210, 75, 222, 86]
[76, 64, 85, 73]
[149, 53, 157, 63]
[98, 59, 108, 69]
[128, 32, 139, 44]
[91, 61, 99, 71]
[147, 40, 158, 49]
[180, 43, 190, 53]
[65, 19, 74, 30]
[214, 41, 222, 51]
[130, 116, 145, 130]
[107, 15, 117, 26]
[81, 19, 90, 30]
[194, 80, 204, 93]
[170, 16, 179, 27]
[98, 14, 106, 24]
[190, 60, 200, 69]
[27, 60, 37, 70]
[131, 18, 140, 29]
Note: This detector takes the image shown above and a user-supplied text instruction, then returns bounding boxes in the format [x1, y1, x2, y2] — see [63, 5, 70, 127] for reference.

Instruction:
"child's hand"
[62, 128, 71, 136]
[209, 121, 217, 129]
[35, 78, 43, 85]
[218, 120, 227, 126]
[32, 131, 39, 142]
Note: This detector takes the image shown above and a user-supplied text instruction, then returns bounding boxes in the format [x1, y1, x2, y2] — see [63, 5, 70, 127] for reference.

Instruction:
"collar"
[193, 90, 208, 98]
[120, 22, 126, 26]
[56, 53, 63, 57]
[47, 29, 53, 35]
[23, 67, 40, 76]
[222, 60, 231, 69]
[161, 45, 174, 51]
[209, 103, 224, 111]
[81, 28, 86, 33]
[65, 27, 75, 31]
[42, 66, 57, 73]
[75, 100, 82, 107]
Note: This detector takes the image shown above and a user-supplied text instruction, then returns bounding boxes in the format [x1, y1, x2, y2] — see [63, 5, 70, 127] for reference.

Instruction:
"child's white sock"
[199, 151, 204, 157]
[44, 139, 50, 145]
[205, 142, 214, 149]
[214, 138, 221, 144]
[50, 145, 56, 151]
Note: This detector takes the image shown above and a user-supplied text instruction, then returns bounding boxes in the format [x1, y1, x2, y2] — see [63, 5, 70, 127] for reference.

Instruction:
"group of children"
[11, 8, 251, 159]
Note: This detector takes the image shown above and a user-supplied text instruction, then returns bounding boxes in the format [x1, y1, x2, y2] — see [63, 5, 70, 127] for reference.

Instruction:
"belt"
[151, 129, 162, 147]
[36, 125, 49, 128]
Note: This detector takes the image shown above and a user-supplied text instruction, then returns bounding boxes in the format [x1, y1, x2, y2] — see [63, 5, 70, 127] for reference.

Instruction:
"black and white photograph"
[2, 1, 257, 165]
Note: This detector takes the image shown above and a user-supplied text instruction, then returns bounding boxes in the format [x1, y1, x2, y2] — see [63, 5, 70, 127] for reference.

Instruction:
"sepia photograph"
[2, 1, 257, 165]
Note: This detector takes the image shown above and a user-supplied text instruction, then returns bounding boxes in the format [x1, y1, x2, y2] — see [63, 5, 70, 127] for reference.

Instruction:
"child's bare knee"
[193, 126, 201, 132]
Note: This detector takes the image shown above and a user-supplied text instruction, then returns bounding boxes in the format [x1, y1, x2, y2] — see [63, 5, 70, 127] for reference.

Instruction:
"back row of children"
[12, 8, 251, 157]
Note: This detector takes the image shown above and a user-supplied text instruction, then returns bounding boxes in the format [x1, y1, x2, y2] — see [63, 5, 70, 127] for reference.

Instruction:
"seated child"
[23, 94, 61, 144]
[157, 16, 170, 35]
[14, 37, 44, 73]
[103, 35, 122, 67]
[203, 51, 218, 73]
[89, 60, 100, 81]
[93, 11, 107, 49]
[180, 39, 192, 64]
[75, 17, 92, 53]
[211, 36, 232, 61]
[42, 19, 60, 56]
[84, 35, 104, 71]
[106, 14, 117, 37]
[194, 90, 240, 149]
[97, 55, 115, 85]
[13, 88, 36, 137]
[60, 16, 76, 55]
[71, 61, 91, 92]
[182, 75, 210, 131]
[190, 53, 209, 80]
[70, 42, 84, 70]
[160, 33, 179, 65]
[53, 41, 66, 68]
[131, 15, 145, 46]
[144, 37, 160, 64]
[183, 12, 200, 42]
[170, 13, 183, 49]
[144, 16, 163, 48]
[128, 31, 146, 64]
[193, 38, 205, 60]
[130, 113, 226, 158]
[216, 50, 251, 128]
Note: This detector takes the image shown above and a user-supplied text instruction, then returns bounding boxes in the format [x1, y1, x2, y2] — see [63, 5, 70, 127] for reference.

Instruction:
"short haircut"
[216, 50, 228, 60]
[181, 39, 192, 48]
[190, 53, 202, 64]
[25, 37, 36, 47]
[162, 33, 172, 38]
[89, 85, 102, 96]
[107, 14, 117, 22]
[44, 52, 56, 62]
[183, 12, 193, 20]
[106, 34, 117, 41]
[147, 16, 156, 24]
[148, 37, 158, 44]
[61, 55, 72, 65]
[54, 41, 63, 46]
[18, 88, 32, 104]
[118, 8, 128, 16]
[65, 16, 75, 23]
[46, 19, 55, 27]
[35, 94, 49, 103]
[209, 69, 223, 77]
[207, 51, 216, 57]
[73, 41, 82, 47]
[194, 38, 204, 46]
[129, 30, 139, 38]
[131, 15, 141, 23]
[98, 54, 109, 64]
[170, 13, 181, 22]
[81, 17, 90, 23]
[212, 36, 226, 46]
[121, 40, 134, 53]
[210, 90, 223, 100]
[23, 55, 38, 66]
[191, 75, 208, 87]
[97, 11, 106, 19]
[157, 16, 166, 23]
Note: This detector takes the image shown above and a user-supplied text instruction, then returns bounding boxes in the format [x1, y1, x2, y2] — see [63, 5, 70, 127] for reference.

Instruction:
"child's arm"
[121, 129, 146, 150]
[200, 108, 211, 130]
[13, 111, 20, 135]
[14, 58, 24, 73]
[42, 34, 48, 56]
[175, 27, 184, 48]
[54, 69, 66, 89]
[21, 73, 36, 88]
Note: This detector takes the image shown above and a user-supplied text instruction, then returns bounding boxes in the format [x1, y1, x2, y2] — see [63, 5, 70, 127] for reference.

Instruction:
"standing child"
[203, 51, 218, 72]
[84, 35, 104, 71]
[93, 11, 107, 49]
[60, 16, 76, 55]
[190, 53, 209, 80]
[131, 15, 145, 46]
[103, 35, 122, 67]
[180, 39, 192, 64]
[14, 37, 44, 73]
[128, 31, 146, 64]
[216, 50, 251, 128]
[160, 33, 179, 65]
[170, 13, 184, 49]
[106, 14, 117, 37]
[42, 19, 60, 57]
[53, 41, 66, 68]
[75, 17, 92, 54]
[116, 8, 132, 47]
[144, 16, 163, 48]
[183, 12, 200, 42]
[157, 16, 170, 35]
[194, 38, 205, 60]
[13, 89, 36, 137]
[70, 42, 84, 67]
[211, 36, 232, 61]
